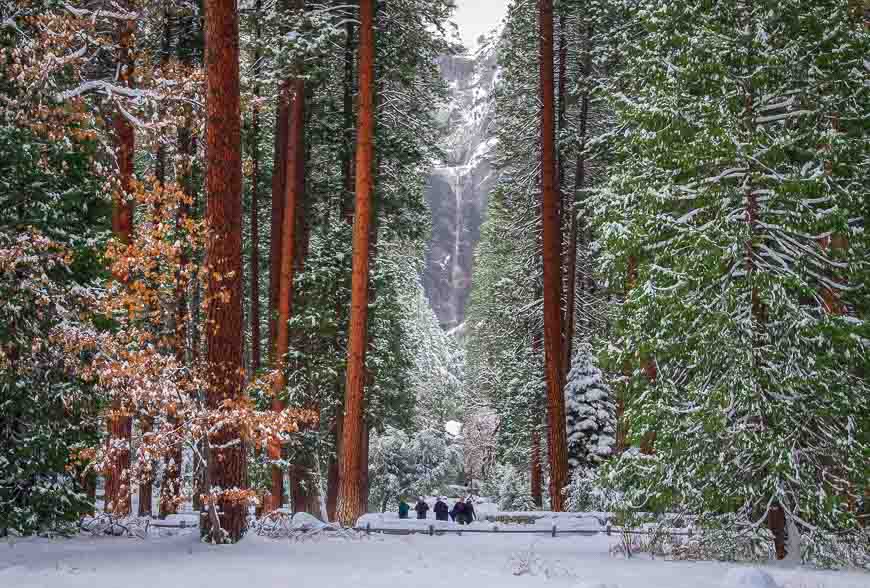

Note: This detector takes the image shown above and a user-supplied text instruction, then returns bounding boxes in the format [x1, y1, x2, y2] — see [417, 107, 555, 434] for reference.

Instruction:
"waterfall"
[423, 37, 500, 330]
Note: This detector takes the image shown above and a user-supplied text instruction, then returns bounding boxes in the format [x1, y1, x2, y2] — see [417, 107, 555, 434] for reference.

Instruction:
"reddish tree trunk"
[107, 9, 136, 517]
[538, 0, 569, 512]
[556, 15, 567, 237]
[326, 409, 342, 521]
[327, 17, 358, 521]
[768, 503, 787, 560]
[270, 7, 307, 508]
[530, 428, 543, 508]
[269, 84, 290, 356]
[336, 0, 375, 528]
[203, 0, 246, 542]
[137, 417, 153, 517]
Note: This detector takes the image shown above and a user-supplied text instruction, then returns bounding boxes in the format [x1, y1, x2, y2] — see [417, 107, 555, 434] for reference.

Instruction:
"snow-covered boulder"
[291, 512, 327, 531]
[721, 568, 779, 588]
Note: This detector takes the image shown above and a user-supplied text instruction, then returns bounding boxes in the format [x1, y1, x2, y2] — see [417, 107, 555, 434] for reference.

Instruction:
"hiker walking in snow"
[398, 498, 410, 519]
[465, 497, 476, 523]
[415, 497, 430, 520]
[451, 499, 466, 524]
[434, 497, 449, 521]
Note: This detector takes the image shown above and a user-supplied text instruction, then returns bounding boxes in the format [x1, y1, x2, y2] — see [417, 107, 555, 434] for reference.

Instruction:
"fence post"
[429, 524, 434, 537]
[606, 524, 611, 537]
[552, 523, 557, 538]
[366, 522, 371, 536]
[688, 527, 693, 538]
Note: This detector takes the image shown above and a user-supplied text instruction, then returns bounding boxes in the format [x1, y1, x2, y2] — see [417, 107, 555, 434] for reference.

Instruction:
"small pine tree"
[564, 351, 616, 470]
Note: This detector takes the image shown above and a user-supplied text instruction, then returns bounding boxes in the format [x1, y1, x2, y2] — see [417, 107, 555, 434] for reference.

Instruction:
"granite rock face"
[424, 40, 499, 330]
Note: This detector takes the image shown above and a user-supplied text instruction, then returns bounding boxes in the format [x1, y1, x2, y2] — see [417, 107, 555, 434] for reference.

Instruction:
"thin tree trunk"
[616, 256, 638, 454]
[336, 0, 375, 528]
[326, 408, 342, 521]
[557, 14, 567, 244]
[190, 185, 204, 513]
[203, 0, 246, 543]
[563, 23, 592, 372]
[341, 17, 357, 223]
[270, 0, 307, 510]
[325, 15, 357, 521]
[107, 6, 136, 517]
[538, 0, 569, 512]
[530, 428, 543, 508]
[269, 85, 290, 356]
[159, 10, 197, 514]
[249, 0, 263, 372]
[137, 416, 153, 517]
[358, 418, 370, 514]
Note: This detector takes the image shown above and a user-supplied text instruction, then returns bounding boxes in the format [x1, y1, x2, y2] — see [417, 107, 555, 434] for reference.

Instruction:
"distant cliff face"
[424, 41, 499, 330]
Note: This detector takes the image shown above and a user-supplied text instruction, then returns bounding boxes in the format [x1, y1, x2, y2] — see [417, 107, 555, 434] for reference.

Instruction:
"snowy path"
[1, 531, 868, 588]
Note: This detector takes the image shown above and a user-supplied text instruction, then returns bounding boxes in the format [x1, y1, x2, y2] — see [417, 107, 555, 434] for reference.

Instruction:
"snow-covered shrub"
[0, 233, 99, 536]
[482, 463, 536, 511]
[565, 467, 612, 513]
[800, 528, 870, 571]
[565, 350, 615, 470]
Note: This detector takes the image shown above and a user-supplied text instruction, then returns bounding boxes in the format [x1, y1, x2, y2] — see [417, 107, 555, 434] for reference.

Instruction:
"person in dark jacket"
[464, 497, 476, 523]
[434, 497, 449, 521]
[414, 497, 430, 520]
[451, 499, 466, 524]
[398, 498, 410, 519]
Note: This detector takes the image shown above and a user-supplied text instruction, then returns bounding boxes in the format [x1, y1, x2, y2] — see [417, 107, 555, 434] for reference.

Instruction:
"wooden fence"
[354, 522, 696, 539]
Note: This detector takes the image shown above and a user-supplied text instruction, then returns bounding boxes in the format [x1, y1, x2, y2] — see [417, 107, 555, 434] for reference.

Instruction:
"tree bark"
[249, 0, 264, 373]
[270, 0, 307, 511]
[203, 0, 246, 543]
[538, 0, 569, 512]
[358, 417, 370, 514]
[341, 18, 357, 223]
[269, 85, 290, 356]
[137, 416, 153, 517]
[336, 0, 375, 528]
[530, 428, 543, 508]
[326, 408, 342, 521]
[768, 503, 787, 560]
[159, 12, 198, 516]
[106, 6, 136, 517]
[556, 14, 567, 244]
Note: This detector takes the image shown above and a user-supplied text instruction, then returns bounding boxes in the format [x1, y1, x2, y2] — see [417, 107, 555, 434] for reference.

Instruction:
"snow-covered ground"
[2, 527, 868, 588]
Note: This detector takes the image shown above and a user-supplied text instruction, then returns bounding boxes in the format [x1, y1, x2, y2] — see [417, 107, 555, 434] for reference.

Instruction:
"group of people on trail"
[397, 496, 476, 525]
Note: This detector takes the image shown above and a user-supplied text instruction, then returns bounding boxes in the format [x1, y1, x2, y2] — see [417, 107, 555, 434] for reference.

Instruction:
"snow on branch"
[55, 80, 162, 103]
[63, 2, 138, 21]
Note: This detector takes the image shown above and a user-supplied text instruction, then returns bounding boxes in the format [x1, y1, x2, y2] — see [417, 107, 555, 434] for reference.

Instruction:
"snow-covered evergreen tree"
[484, 463, 537, 512]
[565, 351, 615, 470]
[367, 426, 463, 512]
[594, 0, 870, 537]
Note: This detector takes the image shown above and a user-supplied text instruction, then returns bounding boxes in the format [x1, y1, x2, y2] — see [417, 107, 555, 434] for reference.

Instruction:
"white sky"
[451, 0, 510, 50]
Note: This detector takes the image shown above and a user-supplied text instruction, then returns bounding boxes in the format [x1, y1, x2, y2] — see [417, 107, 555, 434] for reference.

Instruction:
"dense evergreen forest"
[1, 0, 867, 568]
